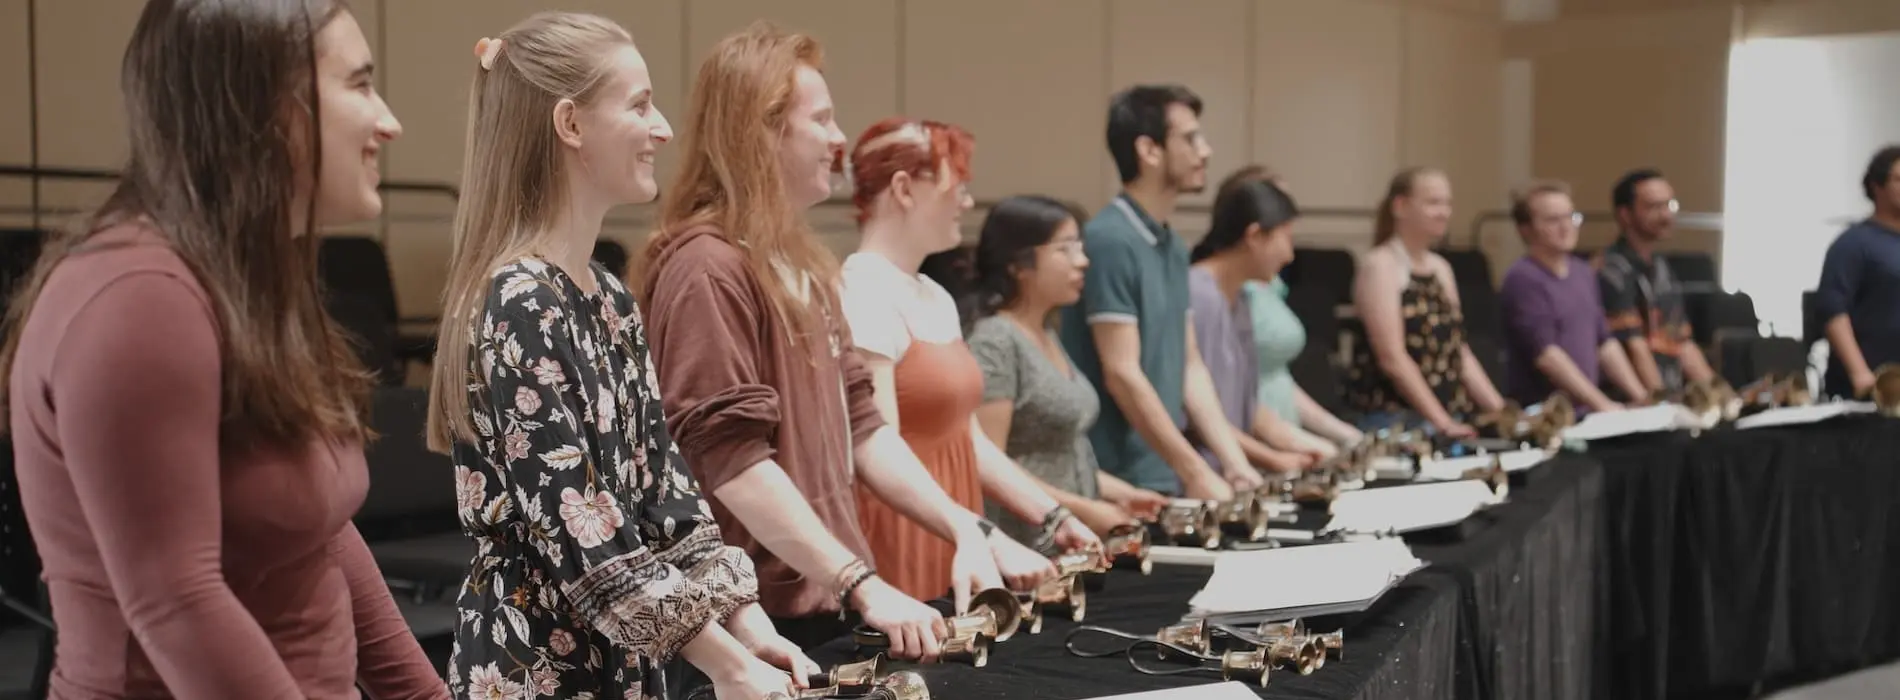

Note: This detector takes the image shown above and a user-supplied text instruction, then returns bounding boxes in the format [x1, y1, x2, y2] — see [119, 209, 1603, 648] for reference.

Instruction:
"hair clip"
[474, 37, 504, 71]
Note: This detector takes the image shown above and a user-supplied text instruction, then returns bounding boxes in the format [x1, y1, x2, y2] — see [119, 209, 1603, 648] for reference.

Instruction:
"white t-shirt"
[839, 251, 964, 362]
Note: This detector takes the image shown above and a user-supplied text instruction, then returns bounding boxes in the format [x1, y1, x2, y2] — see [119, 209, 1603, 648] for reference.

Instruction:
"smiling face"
[309, 11, 401, 227]
[564, 44, 672, 206]
[1520, 191, 1582, 255]
[778, 65, 847, 209]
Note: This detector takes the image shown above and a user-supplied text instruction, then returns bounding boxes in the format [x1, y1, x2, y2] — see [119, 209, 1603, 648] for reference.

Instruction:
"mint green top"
[1243, 277, 1306, 429]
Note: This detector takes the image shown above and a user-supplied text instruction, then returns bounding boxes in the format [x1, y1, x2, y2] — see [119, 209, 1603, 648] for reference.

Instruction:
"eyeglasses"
[1535, 212, 1585, 229]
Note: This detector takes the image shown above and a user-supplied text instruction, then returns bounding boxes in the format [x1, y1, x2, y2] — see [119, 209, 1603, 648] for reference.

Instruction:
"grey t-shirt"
[968, 315, 1101, 545]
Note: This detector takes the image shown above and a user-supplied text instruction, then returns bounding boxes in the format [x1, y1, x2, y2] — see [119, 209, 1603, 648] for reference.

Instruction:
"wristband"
[836, 560, 877, 621]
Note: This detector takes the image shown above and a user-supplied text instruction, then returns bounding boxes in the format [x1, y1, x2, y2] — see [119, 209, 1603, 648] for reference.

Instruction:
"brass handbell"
[1474, 400, 1526, 440]
[1054, 548, 1109, 578]
[1524, 393, 1576, 447]
[1264, 636, 1326, 675]
[1215, 491, 1272, 541]
[1218, 648, 1272, 687]
[946, 587, 1024, 644]
[1159, 501, 1222, 549]
[1102, 523, 1153, 575]
[1019, 574, 1088, 634]
[1871, 364, 1900, 417]
[1155, 619, 1211, 654]
[1254, 619, 1345, 662]
[796, 659, 932, 699]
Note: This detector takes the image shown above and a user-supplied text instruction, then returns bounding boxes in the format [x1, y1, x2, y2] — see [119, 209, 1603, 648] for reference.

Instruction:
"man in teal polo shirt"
[1059, 84, 1258, 500]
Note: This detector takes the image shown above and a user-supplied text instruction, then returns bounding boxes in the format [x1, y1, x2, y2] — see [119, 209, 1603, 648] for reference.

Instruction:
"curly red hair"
[848, 116, 974, 224]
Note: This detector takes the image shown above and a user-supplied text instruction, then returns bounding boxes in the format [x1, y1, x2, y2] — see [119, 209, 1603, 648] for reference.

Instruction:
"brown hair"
[1373, 167, 1444, 246]
[1, 0, 371, 447]
[1510, 179, 1573, 227]
[848, 117, 975, 225]
[425, 12, 636, 452]
[638, 22, 838, 346]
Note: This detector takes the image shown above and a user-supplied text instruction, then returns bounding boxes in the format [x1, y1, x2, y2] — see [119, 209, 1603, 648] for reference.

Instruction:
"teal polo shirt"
[1058, 193, 1191, 495]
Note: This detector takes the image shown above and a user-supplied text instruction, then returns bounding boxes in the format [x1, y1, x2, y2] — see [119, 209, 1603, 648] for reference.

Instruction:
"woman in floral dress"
[424, 13, 815, 700]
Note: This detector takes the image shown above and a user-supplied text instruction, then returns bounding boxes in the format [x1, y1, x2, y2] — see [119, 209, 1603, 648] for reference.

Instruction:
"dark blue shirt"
[1815, 219, 1900, 396]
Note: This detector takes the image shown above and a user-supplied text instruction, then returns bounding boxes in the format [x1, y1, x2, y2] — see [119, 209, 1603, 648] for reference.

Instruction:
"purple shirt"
[1500, 255, 1610, 406]
[1187, 267, 1256, 473]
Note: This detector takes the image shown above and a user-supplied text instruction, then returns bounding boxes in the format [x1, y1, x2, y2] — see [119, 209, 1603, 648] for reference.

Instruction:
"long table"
[1591, 415, 1900, 699]
[809, 454, 1607, 700]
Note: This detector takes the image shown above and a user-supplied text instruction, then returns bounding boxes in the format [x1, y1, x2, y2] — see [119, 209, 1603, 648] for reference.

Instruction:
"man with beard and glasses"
[1058, 85, 1261, 502]
[1595, 168, 1715, 395]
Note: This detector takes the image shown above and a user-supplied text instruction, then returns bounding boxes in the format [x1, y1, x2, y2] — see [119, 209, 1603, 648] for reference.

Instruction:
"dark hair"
[1612, 168, 1664, 211]
[1509, 179, 1573, 227]
[0, 0, 372, 446]
[1373, 167, 1443, 246]
[923, 195, 1080, 331]
[1192, 167, 1300, 263]
[1106, 84, 1202, 184]
[1862, 146, 1900, 202]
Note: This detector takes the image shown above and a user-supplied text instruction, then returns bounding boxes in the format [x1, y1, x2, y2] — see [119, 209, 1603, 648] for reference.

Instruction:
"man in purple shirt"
[1499, 180, 1648, 411]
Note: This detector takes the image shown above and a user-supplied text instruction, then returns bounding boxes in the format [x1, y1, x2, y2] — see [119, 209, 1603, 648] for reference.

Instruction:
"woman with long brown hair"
[1346, 167, 1505, 435]
[0, 1, 442, 697]
[638, 23, 1004, 658]
[838, 117, 1093, 601]
[424, 13, 812, 700]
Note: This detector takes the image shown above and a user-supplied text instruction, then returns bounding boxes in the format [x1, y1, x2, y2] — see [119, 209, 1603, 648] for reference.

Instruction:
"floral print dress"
[445, 258, 758, 700]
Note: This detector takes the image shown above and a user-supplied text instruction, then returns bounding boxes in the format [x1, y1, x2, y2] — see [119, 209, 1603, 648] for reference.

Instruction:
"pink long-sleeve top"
[5, 223, 447, 699]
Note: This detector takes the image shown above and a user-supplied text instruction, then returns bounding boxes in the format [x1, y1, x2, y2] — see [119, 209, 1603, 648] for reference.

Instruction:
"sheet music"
[1185, 540, 1423, 615]
[1082, 681, 1262, 700]
[1733, 401, 1875, 429]
[1323, 480, 1497, 535]
[1561, 403, 1702, 441]
[1414, 448, 1548, 480]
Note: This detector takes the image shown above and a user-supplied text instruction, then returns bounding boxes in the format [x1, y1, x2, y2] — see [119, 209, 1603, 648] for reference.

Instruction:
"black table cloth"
[1591, 415, 1900, 699]
[1411, 454, 1607, 700]
[808, 563, 1460, 700]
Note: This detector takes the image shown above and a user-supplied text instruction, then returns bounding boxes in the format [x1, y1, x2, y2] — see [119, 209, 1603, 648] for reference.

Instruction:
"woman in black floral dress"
[425, 13, 815, 700]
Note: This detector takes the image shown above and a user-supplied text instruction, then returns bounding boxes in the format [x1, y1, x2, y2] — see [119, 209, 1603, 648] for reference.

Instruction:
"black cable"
[1062, 624, 1150, 658]
[1125, 640, 1221, 677]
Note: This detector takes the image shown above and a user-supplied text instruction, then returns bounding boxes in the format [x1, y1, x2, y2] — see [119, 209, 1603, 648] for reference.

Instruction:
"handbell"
[1027, 574, 1087, 626]
[1159, 501, 1222, 549]
[1871, 364, 1900, 417]
[1218, 648, 1272, 687]
[804, 656, 881, 693]
[866, 671, 930, 700]
[946, 587, 1023, 643]
[1102, 523, 1152, 575]
[1216, 491, 1271, 542]
[938, 628, 994, 668]
[1265, 637, 1325, 675]
[1054, 548, 1109, 579]
[1155, 619, 1211, 654]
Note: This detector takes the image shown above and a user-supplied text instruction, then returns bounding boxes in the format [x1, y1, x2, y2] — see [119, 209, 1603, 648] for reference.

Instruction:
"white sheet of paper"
[1415, 449, 1548, 480]
[1184, 540, 1423, 615]
[1733, 401, 1874, 429]
[1082, 681, 1262, 700]
[1323, 480, 1496, 535]
[1561, 403, 1701, 441]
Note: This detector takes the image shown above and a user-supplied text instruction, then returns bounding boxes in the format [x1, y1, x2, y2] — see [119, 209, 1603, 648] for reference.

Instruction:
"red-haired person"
[838, 118, 1098, 602]
[639, 24, 1003, 661]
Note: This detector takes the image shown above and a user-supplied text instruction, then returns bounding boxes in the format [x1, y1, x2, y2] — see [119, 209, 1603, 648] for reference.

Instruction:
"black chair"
[1285, 289, 1346, 417]
[1801, 290, 1825, 348]
[0, 439, 53, 700]
[592, 239, 630, 280]
[1662, 252, 1718, 291]
[1282, 248, 1356, 309]
[1440, 249, 1501, 344]
[354, 388, 469, 606]
[317, 236, 437, 377]
[0, 229, 48, 304]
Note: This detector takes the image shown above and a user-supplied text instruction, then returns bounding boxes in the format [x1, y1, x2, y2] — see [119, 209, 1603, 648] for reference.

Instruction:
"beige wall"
[3, 0, 1497, 318]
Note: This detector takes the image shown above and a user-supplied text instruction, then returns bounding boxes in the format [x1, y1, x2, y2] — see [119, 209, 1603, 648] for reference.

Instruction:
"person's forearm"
[1293, 389, 1361, 445]
[856, 427, 986, 543]
[971, 427, 1059, 525]
[1599, 342, 1648, 403]
[1534, 346, 1616, 410]
[680, 618, 755, 685]
[723, 602, 773, 649]
[1680, 342, 1715, 384]
[1622, 338, 1664, 391]
[1096, 471, 1141, 503]
[1459, 346, 1506, 412]
[1234, 430, 1286, 472]
[1102, 363, 1220, 482]
[1183, 363, 1250, 473]
[1375, 350, 1457, 425]
[1826, 315, 1873, 386]
[712, 462, 863, 591]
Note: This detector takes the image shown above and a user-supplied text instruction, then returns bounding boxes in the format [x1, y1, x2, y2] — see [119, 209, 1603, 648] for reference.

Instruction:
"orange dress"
[854, 337, 988, 602]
